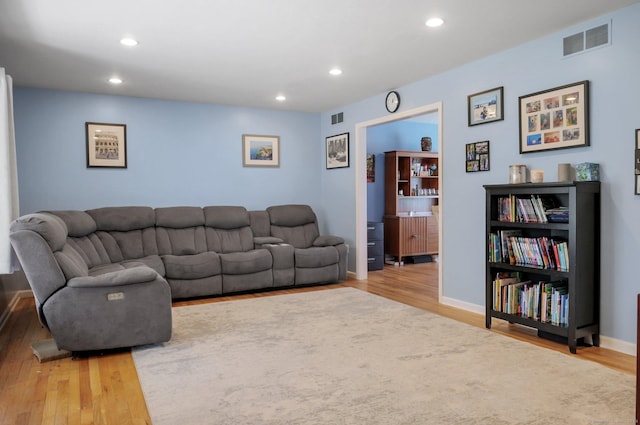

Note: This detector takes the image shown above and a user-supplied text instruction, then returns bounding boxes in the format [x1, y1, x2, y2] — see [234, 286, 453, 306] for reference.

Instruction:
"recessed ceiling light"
[275, 95, 286, 102]
[425, 17, 444, 28]
[109, 77, 123, 85]
[120, 37, 138, 46]
[329, 68, 343, 76]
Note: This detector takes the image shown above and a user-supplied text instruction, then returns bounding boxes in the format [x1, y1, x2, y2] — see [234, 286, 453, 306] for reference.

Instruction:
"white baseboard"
[440, 295, 637, 356]
[0, 289, 34, 333]
[440, 295, 485, 315]
[599, 335, 636, 356]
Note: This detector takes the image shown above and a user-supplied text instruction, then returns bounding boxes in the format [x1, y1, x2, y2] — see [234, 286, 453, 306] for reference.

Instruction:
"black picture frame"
[86, 122, 127, 168]
[635, 129, 640, 195]
[326, 132, 349, 169]
[519, 80, 590, 154]
[468, 86, 504, 126]
[465, 140, 490, 172]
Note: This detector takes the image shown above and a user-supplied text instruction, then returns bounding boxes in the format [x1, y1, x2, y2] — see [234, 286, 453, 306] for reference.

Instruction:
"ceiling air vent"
[563, 21, 610, 57]
[331, 112, 344, 125]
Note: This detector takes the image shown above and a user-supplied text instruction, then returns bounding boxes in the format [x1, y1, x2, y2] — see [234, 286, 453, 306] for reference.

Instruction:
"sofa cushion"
[156, 207, 207, 256]
[267, 204, 317, 227]
[162, 252, 221, 280]
[10, 213, 68, 252]
[66, 234, 111, 268]
[46, 210, 97, 237]
[204, 206, 250, 229]
[294, 246, 339, 268]
[87, 206, 156, 232]
[155, 207, 205, 229]
[121, 255, 166, 276]
[96, 228, 159, 262]
[204, 206, 254, 253]
[219, 250, 272, 275]
[249, 210, 271, 237]
[54, 244, 89, 279]
[267, 205, 320, 249]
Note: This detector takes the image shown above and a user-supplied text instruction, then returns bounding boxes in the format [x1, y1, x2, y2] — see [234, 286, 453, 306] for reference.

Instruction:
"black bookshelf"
[484, 182, 600, 353]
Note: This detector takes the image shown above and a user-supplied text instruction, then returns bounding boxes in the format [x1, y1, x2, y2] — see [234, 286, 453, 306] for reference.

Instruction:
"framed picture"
[366, 153, 375, 182]
[519, 80, 589, 154]
[242, 134, 280, 167]
[86, 122, 127, 168]
[326, 132, 349, 169]
[635, 129, 640, 195]
[465, 140, 490, 172]
[468, 86, 504, 126]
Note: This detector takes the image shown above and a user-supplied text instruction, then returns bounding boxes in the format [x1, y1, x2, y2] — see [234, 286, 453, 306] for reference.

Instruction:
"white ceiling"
[1, 0, 637, 113]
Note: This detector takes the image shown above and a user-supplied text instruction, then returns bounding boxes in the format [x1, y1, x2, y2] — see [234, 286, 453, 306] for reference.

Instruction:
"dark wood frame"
[484, 181, 601, 354]
[519, 80, 590, 154]
[467, 86, 504, 126]
[86, 122, 127, 168]
[635, 129, 640, 195]
[325, 132, 350, 169]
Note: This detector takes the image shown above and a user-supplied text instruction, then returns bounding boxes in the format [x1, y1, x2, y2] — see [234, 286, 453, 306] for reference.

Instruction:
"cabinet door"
[426, 215, 438, 254]
[400, 217, 429, 255]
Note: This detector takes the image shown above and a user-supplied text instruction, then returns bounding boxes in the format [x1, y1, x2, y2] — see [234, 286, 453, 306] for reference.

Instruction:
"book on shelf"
[497, 195, 562, 223]
[492, 276, 569, 326]
[488, 233, 568, 271]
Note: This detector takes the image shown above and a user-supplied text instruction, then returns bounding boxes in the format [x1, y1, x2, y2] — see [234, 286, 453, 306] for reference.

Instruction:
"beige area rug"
[132, 288, 635, 425]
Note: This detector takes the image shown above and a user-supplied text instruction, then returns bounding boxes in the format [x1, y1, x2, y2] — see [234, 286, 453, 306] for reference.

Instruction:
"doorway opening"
[354, 101, 443, 302]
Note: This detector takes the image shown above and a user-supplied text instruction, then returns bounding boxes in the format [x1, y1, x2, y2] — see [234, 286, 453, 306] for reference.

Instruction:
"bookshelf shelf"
[484, 181, 600, 353]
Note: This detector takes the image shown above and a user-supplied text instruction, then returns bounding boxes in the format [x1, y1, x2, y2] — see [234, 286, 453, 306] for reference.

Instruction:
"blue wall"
[13, 89, 323, 215]
[321, 3, 640, 347]
[11, 3, 640, 348]
[366, 121, 438, 222]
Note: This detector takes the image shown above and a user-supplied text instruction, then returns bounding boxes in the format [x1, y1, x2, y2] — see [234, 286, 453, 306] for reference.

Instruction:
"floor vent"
[331, 112, 344, 125]
[563, 21, 610, 57]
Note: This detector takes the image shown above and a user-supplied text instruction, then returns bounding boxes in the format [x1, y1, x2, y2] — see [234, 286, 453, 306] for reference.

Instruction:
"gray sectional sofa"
[9, 204, 348, 352]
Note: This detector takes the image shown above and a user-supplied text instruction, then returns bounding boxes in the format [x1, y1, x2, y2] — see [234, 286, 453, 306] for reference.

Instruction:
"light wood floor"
[0, 262, 635, 425]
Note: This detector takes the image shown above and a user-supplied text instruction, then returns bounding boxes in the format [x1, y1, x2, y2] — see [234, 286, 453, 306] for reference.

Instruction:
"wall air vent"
[563, 21, 610, 57]
[331, 112, 344, 125]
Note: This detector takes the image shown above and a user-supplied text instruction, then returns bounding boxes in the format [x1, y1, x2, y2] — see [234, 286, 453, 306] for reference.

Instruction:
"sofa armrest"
[67, 267, 159, 288]
[254, 236, 284, 248]
[313, 235, 345, 247]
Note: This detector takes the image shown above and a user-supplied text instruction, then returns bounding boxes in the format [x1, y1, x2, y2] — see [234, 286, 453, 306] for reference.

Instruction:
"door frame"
[354, 101, 443, 301]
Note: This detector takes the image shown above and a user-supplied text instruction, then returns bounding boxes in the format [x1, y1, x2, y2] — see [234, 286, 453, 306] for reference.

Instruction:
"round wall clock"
[385, 91, 400, 113]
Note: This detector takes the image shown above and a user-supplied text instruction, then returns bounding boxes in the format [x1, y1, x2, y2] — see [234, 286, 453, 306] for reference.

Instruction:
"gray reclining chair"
[266, 204, 348, 285]
[10, 213, 172, 353]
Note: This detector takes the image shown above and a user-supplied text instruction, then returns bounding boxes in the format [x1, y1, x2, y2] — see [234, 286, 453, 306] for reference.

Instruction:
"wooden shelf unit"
[383, 150, 439, 263]
[484, 182, 600, 353]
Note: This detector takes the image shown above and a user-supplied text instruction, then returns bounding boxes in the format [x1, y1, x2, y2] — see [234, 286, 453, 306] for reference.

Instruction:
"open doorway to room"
[354, 102, 443, 302]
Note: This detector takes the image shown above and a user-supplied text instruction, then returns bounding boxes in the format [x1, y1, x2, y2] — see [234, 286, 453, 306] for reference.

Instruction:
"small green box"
[575, 163, 599, 181]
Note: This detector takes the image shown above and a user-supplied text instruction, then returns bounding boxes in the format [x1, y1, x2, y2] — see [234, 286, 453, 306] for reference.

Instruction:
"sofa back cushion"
[47, 210, 111, 269]
[87, 207, 159, 262]
[155, 207, 207, 255]
[204, 206, 254, 253]
[249, 210, 271, 237]
[267, 204, 320, 249]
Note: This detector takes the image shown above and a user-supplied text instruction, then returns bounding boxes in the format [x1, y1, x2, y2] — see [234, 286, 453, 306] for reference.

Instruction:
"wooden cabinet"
[383, 150, 439, 263]
[484, 182, 600, 353]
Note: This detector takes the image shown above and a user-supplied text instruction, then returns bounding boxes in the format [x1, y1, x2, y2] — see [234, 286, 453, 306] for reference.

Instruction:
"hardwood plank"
[0, 263, 634, 425]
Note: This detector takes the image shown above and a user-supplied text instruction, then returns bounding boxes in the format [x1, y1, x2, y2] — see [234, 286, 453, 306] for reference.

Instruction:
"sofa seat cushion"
[219, 249, 272, 275]
[121, 255, 166, 276]
[162, 252, 221, 280]
[295, 246, 339, 268]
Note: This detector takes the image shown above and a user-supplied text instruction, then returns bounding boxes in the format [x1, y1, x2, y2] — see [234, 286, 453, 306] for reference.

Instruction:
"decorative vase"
[421, 137, 432, 151]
